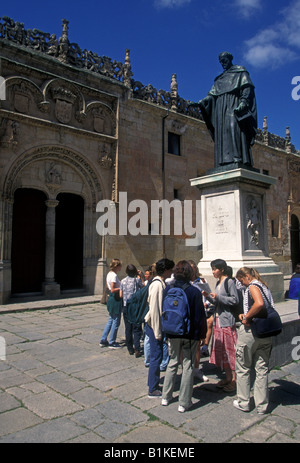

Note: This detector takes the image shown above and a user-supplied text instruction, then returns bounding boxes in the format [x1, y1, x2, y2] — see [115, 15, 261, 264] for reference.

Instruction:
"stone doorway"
[55, 193, 84, 290]
[11, 188, 47, 294]
[291, 214, 300, 272]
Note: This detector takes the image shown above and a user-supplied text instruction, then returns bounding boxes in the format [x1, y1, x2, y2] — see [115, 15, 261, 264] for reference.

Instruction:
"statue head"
[219, 51, 233, 70]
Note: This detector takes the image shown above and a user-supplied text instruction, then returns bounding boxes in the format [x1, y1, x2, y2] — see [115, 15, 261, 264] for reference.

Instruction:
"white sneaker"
[193, 368, 209, 382]
[161, 398, 169, 406]
[178, 402, 193, 413]
[233, 400, 249, 413]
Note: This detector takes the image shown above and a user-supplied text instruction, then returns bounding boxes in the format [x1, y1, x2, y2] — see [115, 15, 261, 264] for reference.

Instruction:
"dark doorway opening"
[11, 188, 47, 294]
[291, 214, 300, 272]
[55, 193, 84, 290]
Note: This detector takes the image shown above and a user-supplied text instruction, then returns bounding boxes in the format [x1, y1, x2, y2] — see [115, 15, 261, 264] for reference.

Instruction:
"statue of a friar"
[191, 52, 257, 168]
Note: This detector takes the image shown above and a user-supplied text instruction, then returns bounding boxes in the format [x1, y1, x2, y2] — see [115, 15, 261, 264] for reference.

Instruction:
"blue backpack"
[161, 284, 190, 336]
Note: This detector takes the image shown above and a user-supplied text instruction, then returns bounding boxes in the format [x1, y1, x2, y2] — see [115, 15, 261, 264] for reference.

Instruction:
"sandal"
[216, 379, 230, 389]
[223, 381, 236, 393]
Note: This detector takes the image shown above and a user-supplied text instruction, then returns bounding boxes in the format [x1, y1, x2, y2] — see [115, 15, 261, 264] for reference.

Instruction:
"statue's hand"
[234, 101, 247, 115]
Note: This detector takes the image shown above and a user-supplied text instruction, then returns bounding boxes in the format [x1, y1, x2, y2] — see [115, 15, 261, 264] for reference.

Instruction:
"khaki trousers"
[162, 338, 198, 409]
[235, 324, 272, 413]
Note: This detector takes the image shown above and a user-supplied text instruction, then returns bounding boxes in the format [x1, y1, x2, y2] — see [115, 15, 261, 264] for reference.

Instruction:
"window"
[271, 216, 280, 238]
[168, 132, 180, 156]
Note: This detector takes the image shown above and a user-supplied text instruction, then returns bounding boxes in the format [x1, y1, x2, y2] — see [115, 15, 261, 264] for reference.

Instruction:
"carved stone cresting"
[1, 16, 298, 154]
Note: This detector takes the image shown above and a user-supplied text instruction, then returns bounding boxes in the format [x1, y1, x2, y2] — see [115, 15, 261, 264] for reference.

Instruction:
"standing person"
[234, 267, 275, 414]
[120, 264, 144, 357]
[188, 260, 209, 382]
[161, 261, 207, 412]
[99, 259, 123, 349]
[202, 259, 239, 392]
[288, 263, 300, 299]
[144, 265, 170, 371]
[145, 258, 174, 398]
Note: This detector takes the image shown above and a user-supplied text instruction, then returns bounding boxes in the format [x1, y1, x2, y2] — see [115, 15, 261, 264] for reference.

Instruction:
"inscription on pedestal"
[205, 192, 236, 252]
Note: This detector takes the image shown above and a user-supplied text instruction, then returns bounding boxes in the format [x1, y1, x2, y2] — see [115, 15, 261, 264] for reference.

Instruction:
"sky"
[1, 0, 300, 150]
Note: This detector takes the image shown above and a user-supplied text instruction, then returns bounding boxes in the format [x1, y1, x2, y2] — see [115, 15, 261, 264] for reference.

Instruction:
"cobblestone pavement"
[0, 300, 299, 444]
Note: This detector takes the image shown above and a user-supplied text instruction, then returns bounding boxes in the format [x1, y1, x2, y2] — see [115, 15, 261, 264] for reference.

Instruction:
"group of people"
[100, 256, 278, 415]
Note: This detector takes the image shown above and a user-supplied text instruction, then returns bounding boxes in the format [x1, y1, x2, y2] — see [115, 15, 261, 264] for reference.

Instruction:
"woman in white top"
[234, 267, 274, 414]
[99, 259, 122, 349]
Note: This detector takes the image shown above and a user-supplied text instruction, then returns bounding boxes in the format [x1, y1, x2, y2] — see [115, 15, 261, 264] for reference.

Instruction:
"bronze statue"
[192, 52, 257, 168]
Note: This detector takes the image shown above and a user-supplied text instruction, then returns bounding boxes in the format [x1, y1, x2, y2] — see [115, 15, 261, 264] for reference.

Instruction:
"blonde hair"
[236, 267, 268, 287]
[110, 258, 122, 270]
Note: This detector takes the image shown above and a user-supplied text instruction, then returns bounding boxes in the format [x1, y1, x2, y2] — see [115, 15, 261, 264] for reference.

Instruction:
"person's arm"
[110, 281, 120, 294]
[148, 279, 164, 340]
[242, 285, 264, 325]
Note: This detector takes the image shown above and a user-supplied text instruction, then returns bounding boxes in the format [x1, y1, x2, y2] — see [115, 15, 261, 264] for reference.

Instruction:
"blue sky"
[1, 0, 300, 150]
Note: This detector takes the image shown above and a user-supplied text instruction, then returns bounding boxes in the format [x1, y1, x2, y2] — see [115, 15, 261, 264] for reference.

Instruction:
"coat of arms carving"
[52, 87, 76, 124]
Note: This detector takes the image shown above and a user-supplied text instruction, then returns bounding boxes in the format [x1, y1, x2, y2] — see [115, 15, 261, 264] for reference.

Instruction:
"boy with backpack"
[120, 264, 144, 357]
[161, 261, 207, 412]
[144, 258, 175, 398]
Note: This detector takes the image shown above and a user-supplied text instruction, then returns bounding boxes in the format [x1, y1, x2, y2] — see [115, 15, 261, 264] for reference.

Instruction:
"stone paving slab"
[0, 301, 300, 444]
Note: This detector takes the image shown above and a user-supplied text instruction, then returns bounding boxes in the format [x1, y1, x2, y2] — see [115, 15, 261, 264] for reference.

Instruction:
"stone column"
[43, 199, 60, 298]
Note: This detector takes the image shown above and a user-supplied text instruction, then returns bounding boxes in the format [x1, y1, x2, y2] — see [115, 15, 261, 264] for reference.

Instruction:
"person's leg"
[162, 338, 181, 402]
[133, 323, 143, 354]
[123, 311, 134, 353]
[179, 339, 198, 409]
[160, 337, 169, 371]
[253, 338, 272, 414]
[144, 334, 150, 367]
[100, 314, 113, 343]
[108, 312, 121, 345]
[145, 324, 163, 394]
[235, 326, 254, 411]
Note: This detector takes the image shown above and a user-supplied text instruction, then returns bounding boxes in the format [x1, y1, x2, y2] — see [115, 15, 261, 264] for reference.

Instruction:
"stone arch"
[2, 145, 104, 266]
[3, 144, 103, 207]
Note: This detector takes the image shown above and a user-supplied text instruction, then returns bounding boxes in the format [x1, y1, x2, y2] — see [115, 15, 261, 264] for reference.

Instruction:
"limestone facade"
[0, 17, 299, 303]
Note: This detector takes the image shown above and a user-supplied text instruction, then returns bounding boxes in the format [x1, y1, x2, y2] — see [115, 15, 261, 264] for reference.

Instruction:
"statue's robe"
[199, 65, 257, 167]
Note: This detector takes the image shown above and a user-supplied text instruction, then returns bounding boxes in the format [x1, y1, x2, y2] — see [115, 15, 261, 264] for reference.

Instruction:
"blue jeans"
[145, 323, 164, 393]
[100, 312, 121, 345]
[144, 334, 169, 370]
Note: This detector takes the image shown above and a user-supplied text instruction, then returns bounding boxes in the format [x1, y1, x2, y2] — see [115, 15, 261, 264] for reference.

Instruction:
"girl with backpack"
[202, 259, 239, 393]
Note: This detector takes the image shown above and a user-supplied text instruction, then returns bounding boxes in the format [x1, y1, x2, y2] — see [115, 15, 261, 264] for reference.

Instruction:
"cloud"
[234, 0, 261, 17]
[154, 0, 191, 8]
[244, 0, 300, 69]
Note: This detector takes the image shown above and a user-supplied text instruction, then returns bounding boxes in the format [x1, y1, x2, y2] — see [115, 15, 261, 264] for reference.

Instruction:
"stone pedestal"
[190, 167, 284, 301]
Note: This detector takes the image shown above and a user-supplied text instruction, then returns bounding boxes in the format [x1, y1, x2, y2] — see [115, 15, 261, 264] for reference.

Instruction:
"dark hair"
[210, 259, 228, 273]
[126, 264, 138, 278]
[173, 260, 193, 282]
[155, 258, 175, 276]
[225, 265, 233, 279]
